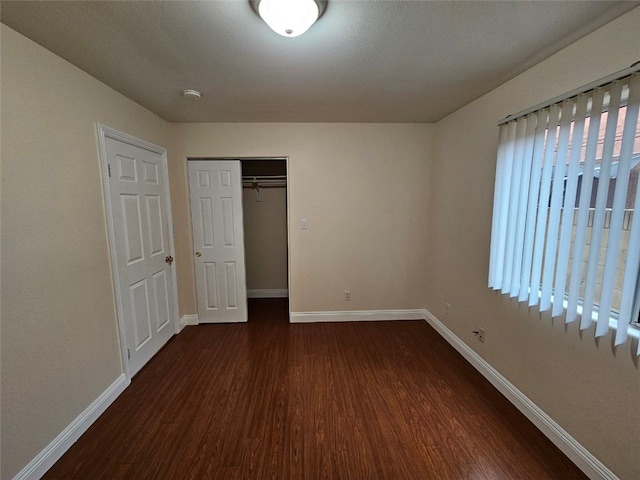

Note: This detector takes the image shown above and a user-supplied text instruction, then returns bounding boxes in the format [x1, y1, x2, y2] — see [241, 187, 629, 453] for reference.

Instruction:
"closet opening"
[241, 159, 289, 313]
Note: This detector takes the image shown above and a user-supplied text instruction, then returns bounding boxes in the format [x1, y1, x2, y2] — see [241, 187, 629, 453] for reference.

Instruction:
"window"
[489, 71, 640, 354]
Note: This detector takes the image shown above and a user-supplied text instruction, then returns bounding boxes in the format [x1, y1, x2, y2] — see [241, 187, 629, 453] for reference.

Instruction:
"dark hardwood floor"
[43, 299, 585, 479]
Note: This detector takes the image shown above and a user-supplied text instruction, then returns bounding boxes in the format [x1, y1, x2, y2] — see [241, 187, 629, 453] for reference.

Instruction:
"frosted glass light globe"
[258, 0, 320, 37]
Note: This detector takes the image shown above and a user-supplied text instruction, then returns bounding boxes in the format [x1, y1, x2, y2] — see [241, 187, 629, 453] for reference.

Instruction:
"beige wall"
[242, 186, 288, 291]
[428, 8, 640, 479]
[169, 123, 433, 315]
[0, 25, 171, 479]
[1, 24, 434, 478]
[4, 6, 640, 480]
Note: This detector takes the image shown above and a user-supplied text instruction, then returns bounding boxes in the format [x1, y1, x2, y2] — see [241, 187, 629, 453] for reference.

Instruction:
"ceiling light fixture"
[251, 0, 327, 38]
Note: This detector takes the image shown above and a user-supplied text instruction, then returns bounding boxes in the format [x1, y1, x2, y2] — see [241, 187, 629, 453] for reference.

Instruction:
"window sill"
[571, 301, 640, 340]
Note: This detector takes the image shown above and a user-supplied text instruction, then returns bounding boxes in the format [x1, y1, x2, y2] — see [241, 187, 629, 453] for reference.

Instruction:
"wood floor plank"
[43, 298, 586, 479]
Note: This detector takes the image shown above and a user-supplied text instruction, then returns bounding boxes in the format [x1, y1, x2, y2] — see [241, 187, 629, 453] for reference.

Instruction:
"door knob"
[195, 251, 202, 257]
[165, 255, 174, 265]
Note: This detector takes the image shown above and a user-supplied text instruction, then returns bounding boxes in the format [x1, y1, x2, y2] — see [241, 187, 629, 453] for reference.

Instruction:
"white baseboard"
[179, 314, 199, 330]
[12, 374, 129, 480]
[423, 309, 617, 480]
[247, 289, 289, 298]
[290, 309, 425, 323]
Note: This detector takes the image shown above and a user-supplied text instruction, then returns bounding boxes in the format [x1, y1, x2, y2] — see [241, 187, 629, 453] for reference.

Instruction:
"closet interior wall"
[241, 160, 289, 298]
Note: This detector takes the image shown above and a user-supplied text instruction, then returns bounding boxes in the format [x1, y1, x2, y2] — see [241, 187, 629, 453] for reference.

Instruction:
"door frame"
[97, 124, 180, 380]
[187, 157, 291, 321]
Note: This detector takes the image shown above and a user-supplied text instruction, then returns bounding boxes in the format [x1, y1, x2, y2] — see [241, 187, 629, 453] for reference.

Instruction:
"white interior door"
[188, 160, 248, 323]
[104, 133, 176, 376]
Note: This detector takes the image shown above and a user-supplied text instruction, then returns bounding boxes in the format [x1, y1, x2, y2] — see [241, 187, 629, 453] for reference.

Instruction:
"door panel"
[152, 269, 171, 330]
[122, 195, 144, 264]
[143, 160, 159, 184]
[222, 198, 235, 245]
[204, 262, 219, 309]
[146, 195, 164, 255]
[225, 261, 239, 307]
[130, 279, 152, 347]
[106, 136, 176, 375]
[188, 160, 248, 323]
[200, 198, 215, 247]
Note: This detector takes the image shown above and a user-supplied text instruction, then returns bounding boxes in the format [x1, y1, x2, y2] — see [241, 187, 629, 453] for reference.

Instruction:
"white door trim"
[96, 124, 180, 380]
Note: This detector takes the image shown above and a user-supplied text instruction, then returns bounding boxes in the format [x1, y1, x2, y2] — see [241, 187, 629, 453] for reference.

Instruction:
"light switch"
[300, 218, 309, 229]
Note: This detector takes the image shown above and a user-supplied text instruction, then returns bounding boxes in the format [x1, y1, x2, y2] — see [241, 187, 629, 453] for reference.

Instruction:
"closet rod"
[241, 175, 287, 181]
[242, 176, 287, 189]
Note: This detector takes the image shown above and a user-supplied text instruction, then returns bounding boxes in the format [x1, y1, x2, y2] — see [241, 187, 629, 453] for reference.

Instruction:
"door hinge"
[127, 348, 131, 360]
[107, 163, 112, 178]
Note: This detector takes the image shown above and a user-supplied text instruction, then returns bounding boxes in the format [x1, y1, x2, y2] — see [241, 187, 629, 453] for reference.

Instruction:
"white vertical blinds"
[566, 88, 605, 324]
[551, 94, 589, 318]
[597, 76, 640, 336]
[529, 105, 561, 307]
[580, 81, 624, 332]
[519, 110, 548, 303]
[489, 72, 640, 354]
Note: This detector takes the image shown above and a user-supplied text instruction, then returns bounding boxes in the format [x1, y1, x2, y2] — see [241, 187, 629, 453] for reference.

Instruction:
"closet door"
[188, 160, 248, 323]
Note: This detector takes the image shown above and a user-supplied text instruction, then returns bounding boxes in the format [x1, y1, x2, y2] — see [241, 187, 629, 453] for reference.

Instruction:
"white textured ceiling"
[1, 1, 638, 123]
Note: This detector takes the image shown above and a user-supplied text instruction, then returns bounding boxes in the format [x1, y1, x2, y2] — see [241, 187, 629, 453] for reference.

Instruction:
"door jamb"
[96, 124, 180, 380]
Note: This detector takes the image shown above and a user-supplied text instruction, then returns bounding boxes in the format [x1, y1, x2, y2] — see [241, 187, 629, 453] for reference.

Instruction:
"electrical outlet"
[446, 303, 451, 315]
[478, 327, 486, 343]
[344, 291, 351, 301]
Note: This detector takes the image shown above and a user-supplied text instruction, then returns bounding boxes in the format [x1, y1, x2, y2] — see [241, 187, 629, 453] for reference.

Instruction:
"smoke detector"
[182, 89, 202, 99]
